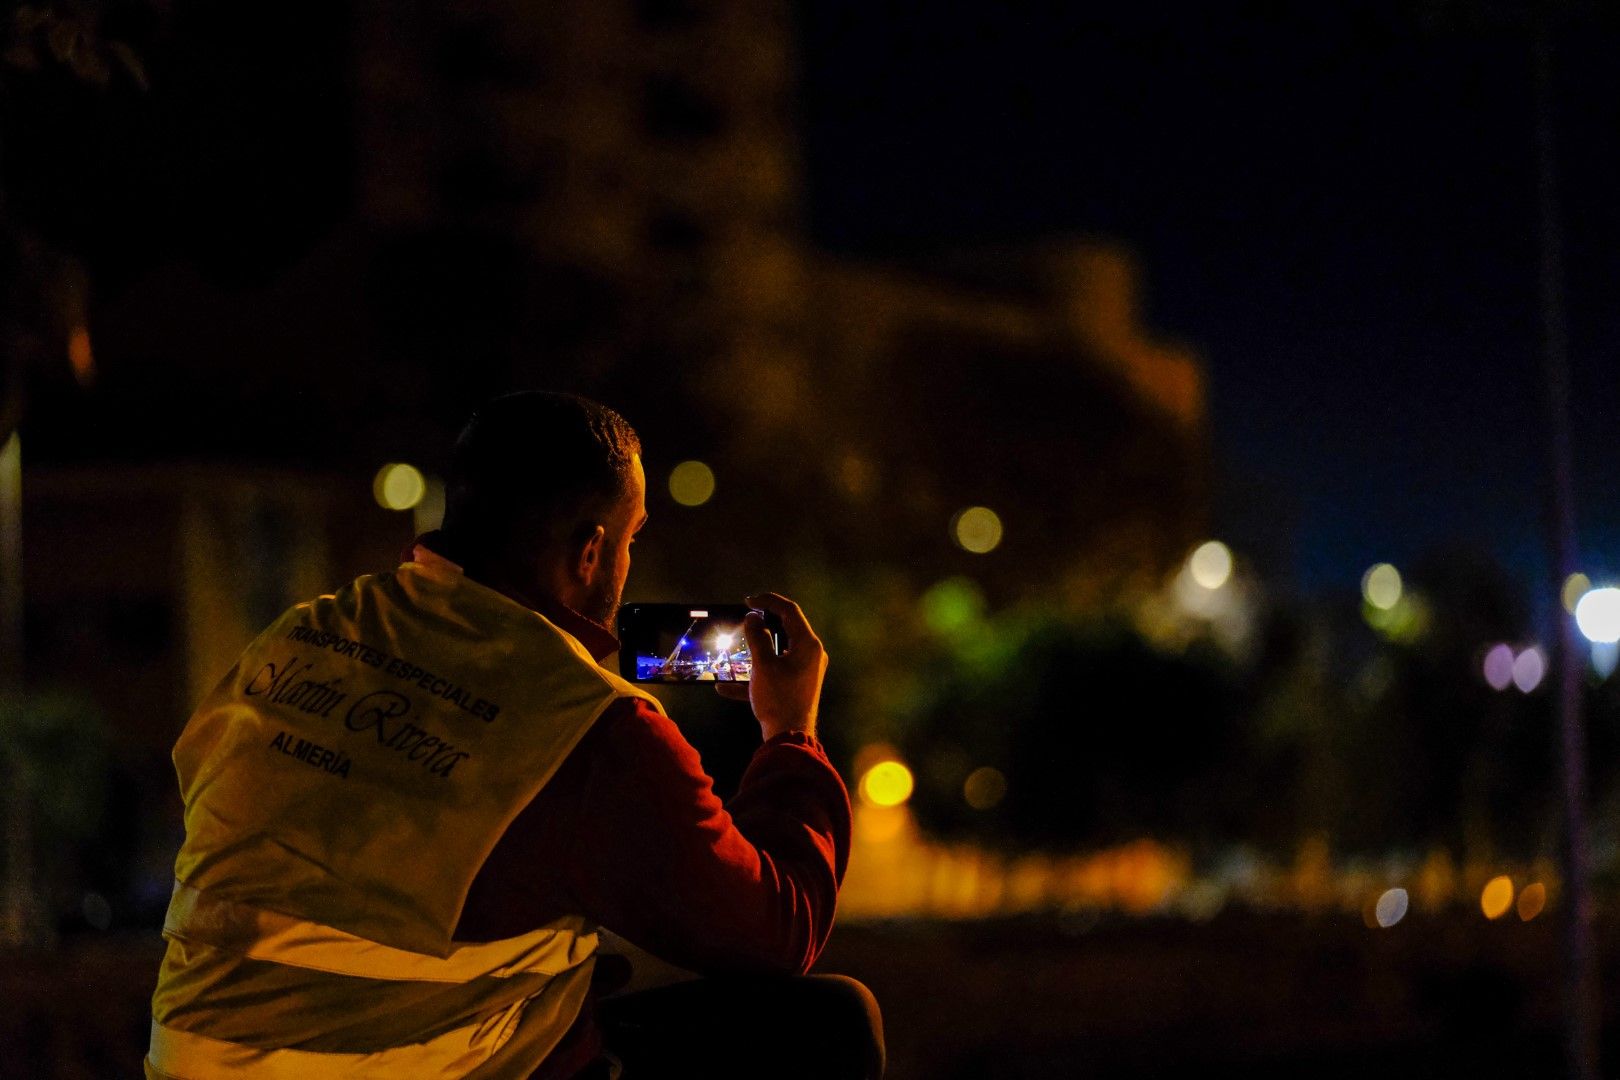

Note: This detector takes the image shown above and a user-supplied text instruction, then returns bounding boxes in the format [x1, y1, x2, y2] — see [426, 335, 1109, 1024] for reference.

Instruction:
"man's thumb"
[741, 610, 772, 665]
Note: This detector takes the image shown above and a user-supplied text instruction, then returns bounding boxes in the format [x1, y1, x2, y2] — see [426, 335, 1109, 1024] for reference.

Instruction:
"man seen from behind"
[145, 391, 883, 1079]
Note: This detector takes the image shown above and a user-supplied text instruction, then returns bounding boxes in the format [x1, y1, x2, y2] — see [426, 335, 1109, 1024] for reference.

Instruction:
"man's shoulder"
[591, 694, 676, 739]
[574, 694, 692, 766]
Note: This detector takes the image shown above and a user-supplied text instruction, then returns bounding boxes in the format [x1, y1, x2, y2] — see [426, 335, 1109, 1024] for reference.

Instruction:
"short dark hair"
[442, 392, 641, 551]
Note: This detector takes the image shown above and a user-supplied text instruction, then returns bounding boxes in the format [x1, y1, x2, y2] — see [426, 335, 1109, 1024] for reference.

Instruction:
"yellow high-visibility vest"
[147, 549, 663, 1079]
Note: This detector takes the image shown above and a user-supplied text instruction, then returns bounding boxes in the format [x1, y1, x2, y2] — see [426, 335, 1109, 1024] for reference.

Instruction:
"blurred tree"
[890, 606, 1247, 856]
[1242, 547, 1551, 861]
[851, 544, 1585, 871]
[0, 690, 108, 942]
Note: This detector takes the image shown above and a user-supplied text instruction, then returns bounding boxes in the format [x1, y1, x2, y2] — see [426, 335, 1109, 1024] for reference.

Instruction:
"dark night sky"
[797, 3, 1620, 606]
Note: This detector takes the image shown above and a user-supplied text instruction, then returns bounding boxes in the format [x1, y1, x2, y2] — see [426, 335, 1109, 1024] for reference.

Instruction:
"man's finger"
[739, 609, 774, 666]
[745, 592, 816, 648]
[715, 682, 751, 701]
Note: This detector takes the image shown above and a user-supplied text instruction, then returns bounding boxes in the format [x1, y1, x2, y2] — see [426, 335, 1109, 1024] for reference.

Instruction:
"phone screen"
[616, 604, 779, 684]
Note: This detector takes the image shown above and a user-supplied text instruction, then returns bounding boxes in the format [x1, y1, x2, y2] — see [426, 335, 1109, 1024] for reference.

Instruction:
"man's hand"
[716, 592, 827, 741]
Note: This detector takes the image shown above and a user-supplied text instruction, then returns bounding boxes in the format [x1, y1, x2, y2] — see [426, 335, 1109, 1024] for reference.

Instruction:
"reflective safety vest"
[147, 551, 664, 1079]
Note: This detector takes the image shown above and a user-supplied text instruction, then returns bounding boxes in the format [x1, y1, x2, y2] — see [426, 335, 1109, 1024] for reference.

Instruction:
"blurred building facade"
[28, 0, 1210, 653]
[342, 0, 1207, 604]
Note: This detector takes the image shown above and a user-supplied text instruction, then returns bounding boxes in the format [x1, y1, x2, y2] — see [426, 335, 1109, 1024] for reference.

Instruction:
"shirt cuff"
[762, 729, 822, 751]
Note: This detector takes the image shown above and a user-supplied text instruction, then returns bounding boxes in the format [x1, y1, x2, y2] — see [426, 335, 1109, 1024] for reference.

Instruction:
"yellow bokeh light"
[963, 766, 1008, 810]
[1564, 573, 1592, 614]
[1517, 882, 1547, 921]
[1480, 875, 1514, 920]
[952, 506, 1003, 554]
[1187, 540, 1233, 590]
[373, 463, 427, 511]
[1362, 563, 1403, 611]
[859, 761, 915, 808]
[669, 461, 716, 507]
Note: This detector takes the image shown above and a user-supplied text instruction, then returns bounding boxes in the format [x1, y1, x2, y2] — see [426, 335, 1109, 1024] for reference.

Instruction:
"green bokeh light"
[920, 577, 985, 636]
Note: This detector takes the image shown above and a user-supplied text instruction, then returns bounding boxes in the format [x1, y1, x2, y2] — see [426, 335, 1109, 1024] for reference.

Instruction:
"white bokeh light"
[1512, 647, 1547, 694]
[1374, 888, 1409, 928]
[1576, 587, 1620, 644]
[1187, 541, 1234, 590]
[1362, 563, 1402, 610]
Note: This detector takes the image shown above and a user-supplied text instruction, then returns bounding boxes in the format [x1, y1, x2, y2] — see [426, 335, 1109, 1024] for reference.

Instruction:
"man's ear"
[571, 524, 608, 584]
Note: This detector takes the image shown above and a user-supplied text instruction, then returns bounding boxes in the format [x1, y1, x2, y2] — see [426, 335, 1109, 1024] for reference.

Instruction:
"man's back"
[149, 552, 663, 1077]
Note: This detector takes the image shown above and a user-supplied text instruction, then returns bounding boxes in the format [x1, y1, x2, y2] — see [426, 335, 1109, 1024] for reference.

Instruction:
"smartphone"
[617, 603, 782, 684]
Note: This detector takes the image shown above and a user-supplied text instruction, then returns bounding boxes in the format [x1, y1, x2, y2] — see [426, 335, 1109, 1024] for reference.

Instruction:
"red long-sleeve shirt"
[448, 588, 852, 1078]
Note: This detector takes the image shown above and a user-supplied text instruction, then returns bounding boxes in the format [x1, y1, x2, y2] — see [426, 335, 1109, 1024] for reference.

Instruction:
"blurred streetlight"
[1563, 572, 1591, 614]
[1482, 875, 1515, 920]
[1520, 882, 1548, 922]
[1513, 647, 1548, 694]
[1574, 587, 1620, 644]
[1483, 643, 1515, 691]
[669, 461, 716, 507]
[1374, 888, 1409, 928]
[1187, 540, 1233, 590]
[951, 506, 1003, 554]
[1361, 563, 1402, 610]
[858, 761, 914, 808]
[963, 766, 1007, 810]
[373, 462, 427, 511]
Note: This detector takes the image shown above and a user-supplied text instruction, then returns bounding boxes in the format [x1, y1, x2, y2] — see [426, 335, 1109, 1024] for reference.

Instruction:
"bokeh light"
[920, 577, 985, 636]
[1373, 887, 1408, 928]
[860, 761, 915, 808]
[1187, 540, 1233, 590]
[952, 506, 1003, 554]
[669, 460, 716, 507]
[68, 325, 95, 386]
[1361, 563, 1402, 611]
[1563, 572, 1592, 614]
[1482, 643, 1515, 691]
[1575, 587, 1620, 644]
[1517, 882, 1547, 921]
[963, 766, 1008, 810]
[373, 462, 426, 511]
[1480, 875, 1514, 920]
[1512, 647, 1546, 694]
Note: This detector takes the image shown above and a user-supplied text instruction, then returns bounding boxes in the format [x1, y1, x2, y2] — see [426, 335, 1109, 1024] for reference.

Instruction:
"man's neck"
[416, 531, 619, 659]
[424, 530, 546, 608]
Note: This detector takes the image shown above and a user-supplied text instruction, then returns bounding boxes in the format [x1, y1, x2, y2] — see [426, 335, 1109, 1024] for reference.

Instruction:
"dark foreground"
[3, 911, 1614, 1078]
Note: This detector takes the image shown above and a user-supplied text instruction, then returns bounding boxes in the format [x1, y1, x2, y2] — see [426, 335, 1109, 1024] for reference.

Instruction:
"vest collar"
[407, 533, 621, 663]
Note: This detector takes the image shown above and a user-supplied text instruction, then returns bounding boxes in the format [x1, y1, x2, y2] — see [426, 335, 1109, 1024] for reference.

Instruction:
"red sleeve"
[457, 697, 852, 977]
